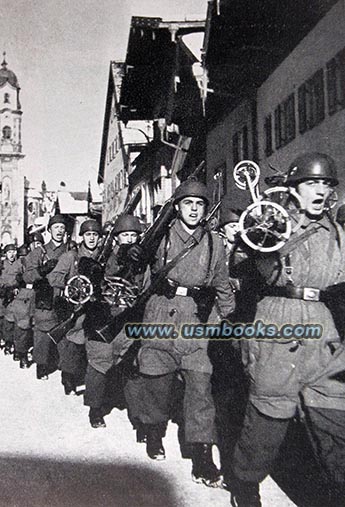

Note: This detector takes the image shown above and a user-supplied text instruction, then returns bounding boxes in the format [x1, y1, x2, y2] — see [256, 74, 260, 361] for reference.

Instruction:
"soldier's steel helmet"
[173, 179, 210, 205]
[336, 204, 345, 225]
[28, 231, 44, 244]
[286, 153, 338, 186]
[48, 214, 67, 229]
[4, 243, 16, 253]
[79, 219, 102, 236]
[113, 215, 142, 235]
[17, 244, 29, 256]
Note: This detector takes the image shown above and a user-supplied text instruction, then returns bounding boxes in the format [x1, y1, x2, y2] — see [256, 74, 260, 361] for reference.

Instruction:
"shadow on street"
[0, 455, 177, 507]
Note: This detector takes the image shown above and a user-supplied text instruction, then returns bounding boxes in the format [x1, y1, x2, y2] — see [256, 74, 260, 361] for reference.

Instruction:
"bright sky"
[0, 0, 207, 194]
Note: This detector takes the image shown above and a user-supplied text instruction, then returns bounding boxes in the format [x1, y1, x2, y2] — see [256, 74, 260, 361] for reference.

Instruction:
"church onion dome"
[0, 53, 19, 89]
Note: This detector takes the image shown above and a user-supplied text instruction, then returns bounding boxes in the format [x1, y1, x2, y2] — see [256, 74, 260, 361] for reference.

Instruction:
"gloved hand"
[3, 286, 16, 307]
[15, 272, 25, 288]
[38, 258, 58, 276]
[127, 244, 145, 264]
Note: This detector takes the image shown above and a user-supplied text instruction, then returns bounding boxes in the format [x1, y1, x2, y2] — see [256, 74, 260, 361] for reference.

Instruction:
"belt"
[262, 285, 325, 302]
[166, 279, 201, 298]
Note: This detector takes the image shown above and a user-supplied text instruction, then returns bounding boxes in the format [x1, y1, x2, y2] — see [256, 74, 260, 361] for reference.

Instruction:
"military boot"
[230, 479, 261, 507]
[145, 424, 166, 460]
[61, 372, 77, 396]
[13, 350, 20, 361]
[136, 424, 147, 443]
[36, 364, 49, 380]
[4, 342, 12, 355]
[89, 408, 106, 429]
[19, 353, 30, 369]
[191, 443, 223, 488]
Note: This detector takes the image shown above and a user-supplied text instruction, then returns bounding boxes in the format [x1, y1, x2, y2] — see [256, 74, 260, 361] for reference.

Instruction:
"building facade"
[0, 54, 25, 246]
[204, 0, 343, 208]
[98, 61, 152, 224]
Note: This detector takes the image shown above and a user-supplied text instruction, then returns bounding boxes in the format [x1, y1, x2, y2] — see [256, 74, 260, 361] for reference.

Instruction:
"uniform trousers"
[33, 328, 54, 366]
[3, 319, 14, 346]
[57, 337, 87, 380]
[84, 364, 107, 408]
[232, 401, 345, 493]
[14, 326, 31, 355]
[132, 370, 217, 443]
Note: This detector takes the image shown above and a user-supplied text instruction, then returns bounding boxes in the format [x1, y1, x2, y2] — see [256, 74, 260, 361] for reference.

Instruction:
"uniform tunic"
[23, 241, 67, 365]
[242, 217, 345, 418]
[0, 258, 23, 321]
[139, 219, 234, 375]
[23, 241, 67, 331]
[134, 219, 234, 443]
[232, 216, 345, 489]
[47, 244, 99, 375]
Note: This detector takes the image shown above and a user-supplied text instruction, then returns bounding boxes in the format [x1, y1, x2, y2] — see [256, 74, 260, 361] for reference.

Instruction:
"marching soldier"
[47, 219, 102, 396]
[0, 244, 22, 356]
[229, 153, 345, 506]
[23, 215, 68, 380]
[132, 180, 234, 487]
[84, 214, 143, 428]
[11, 242, 34, 368]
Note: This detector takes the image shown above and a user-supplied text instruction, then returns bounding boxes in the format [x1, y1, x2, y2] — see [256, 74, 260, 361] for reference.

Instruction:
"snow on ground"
[0, 353, 295, 507]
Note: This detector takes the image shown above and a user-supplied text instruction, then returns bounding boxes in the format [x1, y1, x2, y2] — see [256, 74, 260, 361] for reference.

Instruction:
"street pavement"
[0, 352, 296, 507]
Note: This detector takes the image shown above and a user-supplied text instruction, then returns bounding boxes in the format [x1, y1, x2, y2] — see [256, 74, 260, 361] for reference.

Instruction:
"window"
[274, 105, 282, 149]
[4, 93, 9, 104]
[2, 126, 11, 139]
[327, 48, 345, 115]
[298, 69, 325, 133]
[241, 125, 249, 160]
[232, 133, 239, 166]
[264, 114, 273, 156]
[232, 125, 249, 165]
[284, 94, 296, 144]
[274, 94, 296, 150]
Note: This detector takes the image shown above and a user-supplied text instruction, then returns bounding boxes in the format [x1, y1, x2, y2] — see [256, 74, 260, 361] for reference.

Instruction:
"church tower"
[0, 53, 25, 246]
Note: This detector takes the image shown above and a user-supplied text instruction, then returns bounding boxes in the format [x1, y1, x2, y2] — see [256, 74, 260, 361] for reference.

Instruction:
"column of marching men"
[2, 153, 345, 507]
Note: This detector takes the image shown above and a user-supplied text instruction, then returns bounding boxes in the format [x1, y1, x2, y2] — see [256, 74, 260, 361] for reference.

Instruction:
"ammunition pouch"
[154, 278, 216, 322]
[319, 282, 345, 340]
[192, 286, 216, 322]
[3, 286, 16, 307]
[34, 278, 54, 311]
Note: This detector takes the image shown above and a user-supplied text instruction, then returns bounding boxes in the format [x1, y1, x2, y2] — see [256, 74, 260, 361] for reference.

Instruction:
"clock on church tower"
[0, 52, 25, 246]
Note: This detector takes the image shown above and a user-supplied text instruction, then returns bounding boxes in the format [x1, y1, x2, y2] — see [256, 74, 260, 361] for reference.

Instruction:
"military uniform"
[0, 254, 23, 354]
[136, 203, 234, 482]
[84, 215, 143, 427]
[47, 242, 99, 393]
[230, 153, 345, 506]
[23, 240, 67, 377]
[11, 252, 35, 367]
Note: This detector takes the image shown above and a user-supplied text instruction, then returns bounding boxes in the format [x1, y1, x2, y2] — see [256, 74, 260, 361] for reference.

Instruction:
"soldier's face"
[30, 241, 42, 251]
[223, 222, 240, 244]
[175, 197, 206, 229]
[83, 231, 100, 250]
[50, 223, 66, 243]
[295, 179, 333, 216]
[117, 231, 138, 245]
[6, 249, 16, 262]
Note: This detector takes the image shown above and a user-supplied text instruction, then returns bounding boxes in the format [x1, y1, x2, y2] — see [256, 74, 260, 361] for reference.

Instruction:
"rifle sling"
[96, 225, 208, 342]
